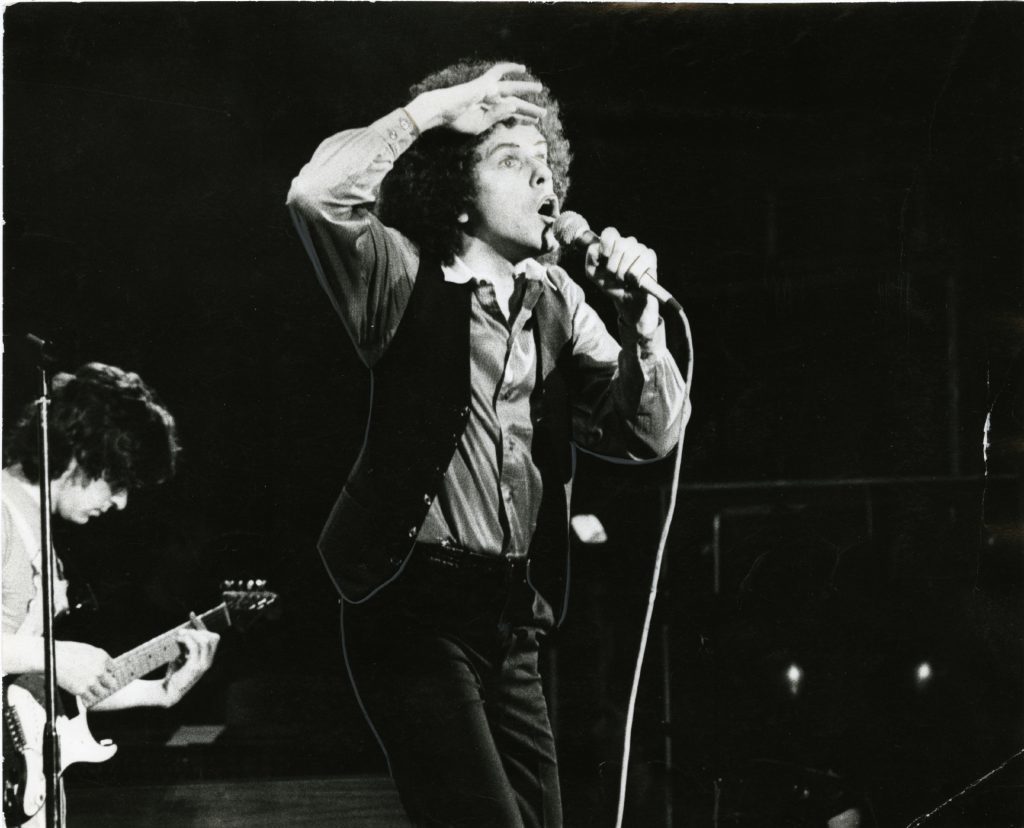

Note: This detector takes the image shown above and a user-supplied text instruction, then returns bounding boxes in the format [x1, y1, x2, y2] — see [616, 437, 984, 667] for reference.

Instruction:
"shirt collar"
[442, 256, 548, 286]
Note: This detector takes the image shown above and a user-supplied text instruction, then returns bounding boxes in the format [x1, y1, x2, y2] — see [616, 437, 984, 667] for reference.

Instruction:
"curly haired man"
[2, 364, 219, 769]
[288, 61, 688, 826]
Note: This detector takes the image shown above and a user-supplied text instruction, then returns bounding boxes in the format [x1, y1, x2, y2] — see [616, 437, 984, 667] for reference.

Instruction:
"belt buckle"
[423, 542, 460, 569]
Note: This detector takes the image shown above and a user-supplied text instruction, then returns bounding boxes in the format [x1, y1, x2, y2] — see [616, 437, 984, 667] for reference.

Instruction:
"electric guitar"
[2, 586, 277, 826]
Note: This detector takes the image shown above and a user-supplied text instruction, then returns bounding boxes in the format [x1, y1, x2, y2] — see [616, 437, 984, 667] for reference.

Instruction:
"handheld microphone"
[553, 211, 680, 310]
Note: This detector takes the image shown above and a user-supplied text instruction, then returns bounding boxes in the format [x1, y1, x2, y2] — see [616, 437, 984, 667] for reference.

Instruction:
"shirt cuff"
[369, 109, 419, 159]
[618, 316, 668, 361]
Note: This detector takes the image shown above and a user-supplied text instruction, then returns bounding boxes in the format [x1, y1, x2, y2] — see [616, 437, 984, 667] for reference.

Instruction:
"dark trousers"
[341, 548, 562, 828]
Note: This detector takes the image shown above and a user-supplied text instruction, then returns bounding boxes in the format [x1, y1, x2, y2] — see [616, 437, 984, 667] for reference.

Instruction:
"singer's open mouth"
[537, 196, 559, 220]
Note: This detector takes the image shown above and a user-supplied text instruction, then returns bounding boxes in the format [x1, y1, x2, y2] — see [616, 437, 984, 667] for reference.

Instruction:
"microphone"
[24, 333, 60, 367]
[553, 211, 680, 309]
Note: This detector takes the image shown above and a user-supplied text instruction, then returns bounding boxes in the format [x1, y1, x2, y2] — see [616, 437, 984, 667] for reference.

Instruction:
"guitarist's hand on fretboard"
[158, 627, 220, 707]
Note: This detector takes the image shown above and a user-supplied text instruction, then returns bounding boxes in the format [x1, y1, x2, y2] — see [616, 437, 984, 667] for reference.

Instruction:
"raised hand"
[404, 62, 547, 136]
[584, 226, 661, 335]
[55, 640, 118, 705]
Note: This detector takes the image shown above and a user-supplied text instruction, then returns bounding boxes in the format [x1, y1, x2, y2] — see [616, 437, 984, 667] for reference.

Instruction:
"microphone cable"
[615, 302, 694, 828]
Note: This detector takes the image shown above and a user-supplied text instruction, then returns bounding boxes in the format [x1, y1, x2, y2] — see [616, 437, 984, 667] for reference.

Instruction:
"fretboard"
[86, 603, 231, 708]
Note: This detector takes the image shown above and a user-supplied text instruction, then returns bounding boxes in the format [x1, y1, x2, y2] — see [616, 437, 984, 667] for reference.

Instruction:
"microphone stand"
[27, 334, 65, 828]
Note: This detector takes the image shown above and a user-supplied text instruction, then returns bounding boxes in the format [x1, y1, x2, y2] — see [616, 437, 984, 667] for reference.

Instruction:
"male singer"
[288, 60, 688, 826]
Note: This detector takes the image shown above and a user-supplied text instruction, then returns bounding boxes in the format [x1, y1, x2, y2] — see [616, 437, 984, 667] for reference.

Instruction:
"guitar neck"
[85, 603, 231, 709]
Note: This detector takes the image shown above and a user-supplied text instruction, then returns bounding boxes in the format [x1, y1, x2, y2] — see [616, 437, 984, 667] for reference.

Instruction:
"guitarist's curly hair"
[4, 363, 179, 491]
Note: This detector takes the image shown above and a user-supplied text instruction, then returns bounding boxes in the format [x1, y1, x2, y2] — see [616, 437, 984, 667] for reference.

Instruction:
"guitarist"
[2, 363, 219, 825]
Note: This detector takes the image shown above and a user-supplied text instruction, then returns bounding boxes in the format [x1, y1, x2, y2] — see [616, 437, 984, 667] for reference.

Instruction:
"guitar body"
[3, 678, 43, 827]
[1, 589, 274, 825]
[57, 697, 119, 768]
[3, 677, 116, 826]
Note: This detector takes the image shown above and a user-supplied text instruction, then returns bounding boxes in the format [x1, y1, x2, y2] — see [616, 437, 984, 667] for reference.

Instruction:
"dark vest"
[318, 256, 580, 622]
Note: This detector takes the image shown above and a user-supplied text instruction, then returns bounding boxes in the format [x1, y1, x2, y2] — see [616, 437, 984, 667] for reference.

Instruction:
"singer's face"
[469, 123, 559, 262]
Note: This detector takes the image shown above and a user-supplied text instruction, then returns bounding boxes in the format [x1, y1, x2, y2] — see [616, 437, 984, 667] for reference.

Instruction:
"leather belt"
[413, 542, 527, 577]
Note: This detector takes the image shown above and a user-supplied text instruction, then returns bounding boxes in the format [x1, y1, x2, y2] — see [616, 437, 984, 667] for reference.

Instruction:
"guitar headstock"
[219, 580, 278, 620]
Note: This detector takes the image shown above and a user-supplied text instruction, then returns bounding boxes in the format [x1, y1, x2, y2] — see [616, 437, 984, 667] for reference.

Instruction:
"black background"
[4, 3, 1022, 825]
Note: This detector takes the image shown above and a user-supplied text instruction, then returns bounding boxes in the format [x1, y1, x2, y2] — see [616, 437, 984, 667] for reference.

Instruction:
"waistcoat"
[318, 256, 578, 622]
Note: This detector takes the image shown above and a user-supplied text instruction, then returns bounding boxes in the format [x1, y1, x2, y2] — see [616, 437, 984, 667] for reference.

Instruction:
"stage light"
[570, 513, 608, 544]
[916, 661, 932, 687]
[786, 663, 802, 695]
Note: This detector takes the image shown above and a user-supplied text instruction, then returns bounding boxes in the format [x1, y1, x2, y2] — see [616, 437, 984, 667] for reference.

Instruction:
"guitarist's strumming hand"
[54, 640, 119, 706]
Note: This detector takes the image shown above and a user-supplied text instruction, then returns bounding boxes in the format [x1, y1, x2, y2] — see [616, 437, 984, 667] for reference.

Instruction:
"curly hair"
[378, 59, 572, 266]
[4, 362, 179, 491]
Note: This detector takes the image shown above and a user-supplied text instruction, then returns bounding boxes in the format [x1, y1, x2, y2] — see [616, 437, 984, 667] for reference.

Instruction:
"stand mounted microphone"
[25, 333, 66, 827]
[553, 211, 682, 312]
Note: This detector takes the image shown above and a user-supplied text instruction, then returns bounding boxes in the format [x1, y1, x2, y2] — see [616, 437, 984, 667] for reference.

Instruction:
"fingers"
[484, 96, 546, 125]
[482, 62, 530, 83]
[598, 227, 657, 285]
[601, 227, 628, 281]
[439, 64, 546, 135]
[100, 657, 118, 688]
[185, 612, 218, 666]
[57, 641, 119, 700]
[584, 228, 660, 328]
[478, 65, 544, 122]
[77, 654, 116, 705]
[585, 243, 602, 277]
[176, 628, 220, 671]
[178, 633, 203, 674]
[93, 654, 117, 692]
[495, 80, 543, 98]
[478, 62, 542, 104]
